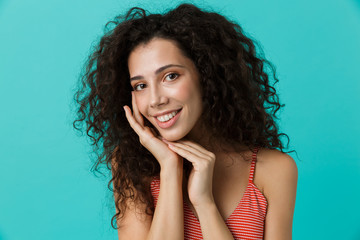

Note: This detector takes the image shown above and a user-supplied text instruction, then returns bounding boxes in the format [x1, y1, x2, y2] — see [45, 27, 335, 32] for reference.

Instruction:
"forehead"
[128, 38, 191, 75]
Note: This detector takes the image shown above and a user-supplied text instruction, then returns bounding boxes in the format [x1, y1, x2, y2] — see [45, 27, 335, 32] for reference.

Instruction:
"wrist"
[193, 198, 216, 211]
[193, 200, 218, 220]
[160, 162, 183, 180]
[160, 157, 183, 174]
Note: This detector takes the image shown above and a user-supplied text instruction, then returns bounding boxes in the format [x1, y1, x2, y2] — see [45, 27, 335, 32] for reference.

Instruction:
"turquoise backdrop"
[0, 0, 359, 239]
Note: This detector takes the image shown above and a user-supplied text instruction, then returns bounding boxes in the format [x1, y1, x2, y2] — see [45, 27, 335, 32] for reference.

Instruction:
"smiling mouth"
[154, 108, 182, 129]
[156, 109, 181, 122]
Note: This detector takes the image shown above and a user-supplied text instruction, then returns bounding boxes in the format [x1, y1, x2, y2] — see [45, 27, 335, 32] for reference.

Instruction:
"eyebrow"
[129, 64, 185, 82]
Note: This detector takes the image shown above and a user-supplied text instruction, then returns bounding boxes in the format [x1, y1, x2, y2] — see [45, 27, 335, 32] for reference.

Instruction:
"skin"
[122, 37, 298, 239]
[127, 37, 216, 206]
[128, 37, 203, 142]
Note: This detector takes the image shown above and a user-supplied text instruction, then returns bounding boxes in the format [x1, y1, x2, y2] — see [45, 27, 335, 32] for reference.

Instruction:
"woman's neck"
[185, 122, 248, 156]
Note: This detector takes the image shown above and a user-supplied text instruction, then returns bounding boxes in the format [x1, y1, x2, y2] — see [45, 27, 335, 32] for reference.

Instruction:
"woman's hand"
[164, 140, 216, 207]
[123, 92, 183, 171]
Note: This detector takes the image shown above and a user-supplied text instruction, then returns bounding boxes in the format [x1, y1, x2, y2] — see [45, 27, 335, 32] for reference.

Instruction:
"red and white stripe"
[150, 148, 267, 240]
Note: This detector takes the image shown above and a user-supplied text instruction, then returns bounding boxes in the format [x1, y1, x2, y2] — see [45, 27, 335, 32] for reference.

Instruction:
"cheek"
[171, 82, 193, 101]
[134, 95, 148, 116]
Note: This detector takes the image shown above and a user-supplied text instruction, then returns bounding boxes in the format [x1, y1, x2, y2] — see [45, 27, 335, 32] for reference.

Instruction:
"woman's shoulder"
[254, 148, 298, 196]
[256, 148, 297, 170]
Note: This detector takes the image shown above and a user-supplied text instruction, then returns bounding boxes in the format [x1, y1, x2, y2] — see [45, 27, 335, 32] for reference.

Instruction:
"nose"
[149, 85, 168, 108]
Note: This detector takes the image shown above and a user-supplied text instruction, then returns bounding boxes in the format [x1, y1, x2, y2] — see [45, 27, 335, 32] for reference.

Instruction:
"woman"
[73, 3, 297, 240]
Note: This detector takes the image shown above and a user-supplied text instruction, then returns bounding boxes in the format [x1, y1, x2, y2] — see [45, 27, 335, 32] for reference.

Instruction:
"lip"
[152, 108, 182, 117]
[154, 109, 182, 129]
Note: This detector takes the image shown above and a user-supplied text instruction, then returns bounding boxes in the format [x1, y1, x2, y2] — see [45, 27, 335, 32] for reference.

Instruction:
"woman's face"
[128, 38, 203, 141]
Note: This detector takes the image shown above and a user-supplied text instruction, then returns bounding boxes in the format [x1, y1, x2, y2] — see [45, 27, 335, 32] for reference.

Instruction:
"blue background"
[0, 0, 359, 239]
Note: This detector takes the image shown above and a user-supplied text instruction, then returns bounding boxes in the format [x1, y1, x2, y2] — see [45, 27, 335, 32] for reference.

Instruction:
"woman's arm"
[164, 140, 234, 240]
[113, 184, 152, 240]
[116, 94, 185, 240]
[194, 202, 235, 240]
[258, 150, 298, 240]
[114, 166, 184, 240]
[146, 165, 184, 240]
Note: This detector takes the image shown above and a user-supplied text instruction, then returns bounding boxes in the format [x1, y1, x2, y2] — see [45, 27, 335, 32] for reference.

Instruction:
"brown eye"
[134, 83, 146, 91]
[165, 73, 179, 81]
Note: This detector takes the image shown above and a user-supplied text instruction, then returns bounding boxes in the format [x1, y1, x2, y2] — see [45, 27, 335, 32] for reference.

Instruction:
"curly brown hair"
[73, 3, 289, 229]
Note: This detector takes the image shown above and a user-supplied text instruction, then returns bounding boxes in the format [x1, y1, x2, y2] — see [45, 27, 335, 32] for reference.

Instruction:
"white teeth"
[157, 110, 178, 122]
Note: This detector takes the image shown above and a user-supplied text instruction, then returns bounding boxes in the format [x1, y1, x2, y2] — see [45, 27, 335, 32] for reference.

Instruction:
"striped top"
[150, 148, 267, 239]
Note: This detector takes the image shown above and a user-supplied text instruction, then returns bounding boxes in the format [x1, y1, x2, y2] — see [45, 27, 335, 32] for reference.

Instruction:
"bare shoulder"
[113, 184, 153, 240]
[111, 156, 153, 240]
[256, 148, 297, 172]
[254, 149, 298, 238]
[115, 196, 152, 238]
[254, 148, 298, 196]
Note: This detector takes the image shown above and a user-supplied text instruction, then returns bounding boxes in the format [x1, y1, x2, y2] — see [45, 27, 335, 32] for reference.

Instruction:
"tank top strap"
[248, 147, 259, 183]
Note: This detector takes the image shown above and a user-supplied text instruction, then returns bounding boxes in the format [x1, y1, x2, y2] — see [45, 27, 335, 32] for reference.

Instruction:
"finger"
[131, 91, 144, 126]
[170, 141, 210, 160]
[175, 140, 215, 159]
[168, 144, 201, 164]
[124, 105, 159, 147]
[123, 105, 145, 136]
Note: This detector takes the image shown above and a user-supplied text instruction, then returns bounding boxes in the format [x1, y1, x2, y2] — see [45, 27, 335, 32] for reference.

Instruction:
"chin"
[160, 131, 187, 142]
